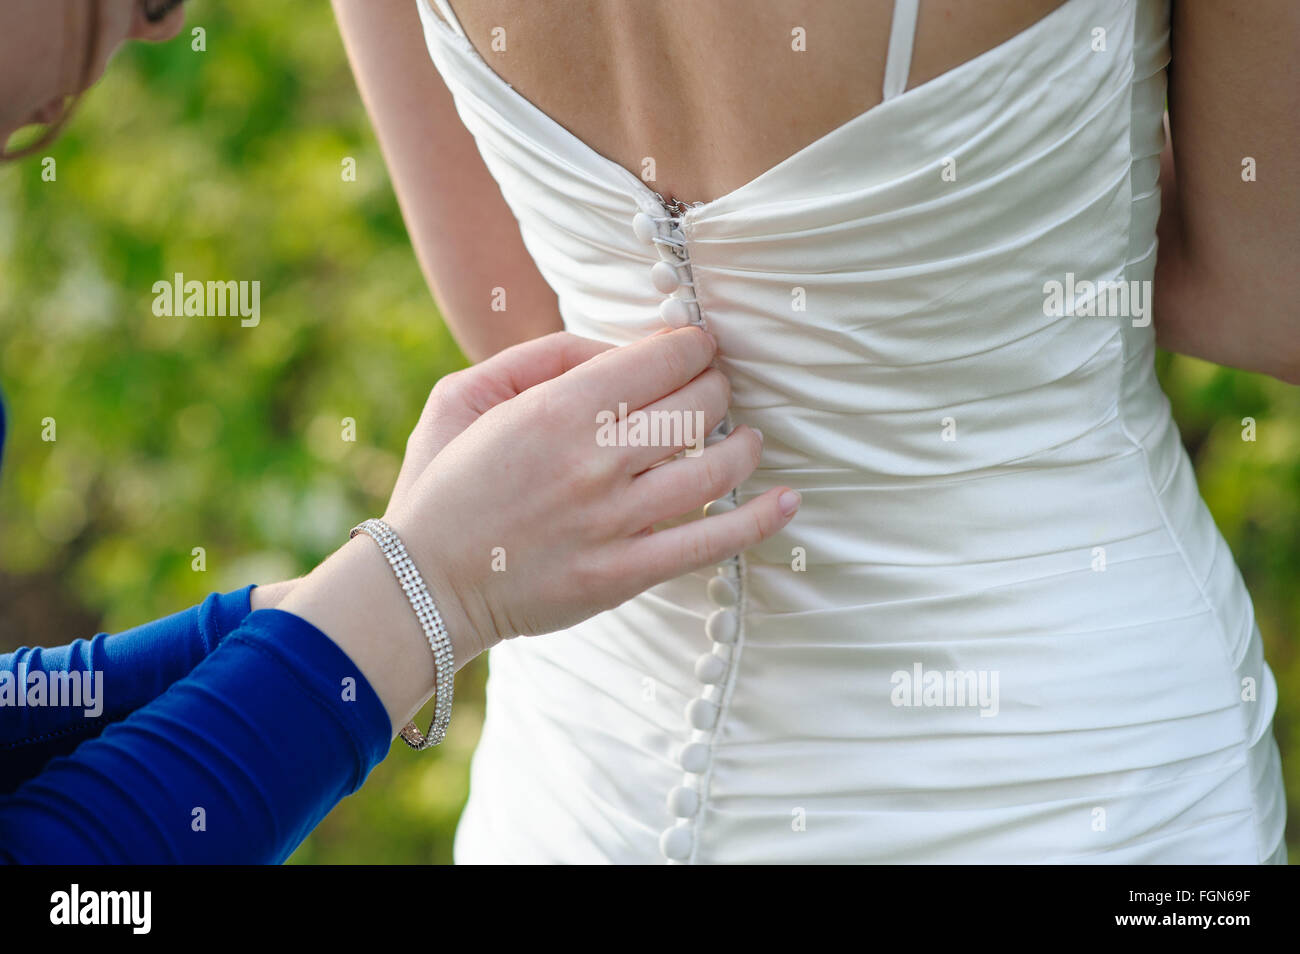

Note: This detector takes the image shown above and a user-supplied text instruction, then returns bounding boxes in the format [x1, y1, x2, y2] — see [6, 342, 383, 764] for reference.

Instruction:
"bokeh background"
[0, 0, 1296, 862]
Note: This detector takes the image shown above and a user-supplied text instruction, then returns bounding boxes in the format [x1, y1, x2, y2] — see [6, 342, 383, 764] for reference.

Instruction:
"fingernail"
[778, 490, 801, 516]
[751, 427, 764, 443]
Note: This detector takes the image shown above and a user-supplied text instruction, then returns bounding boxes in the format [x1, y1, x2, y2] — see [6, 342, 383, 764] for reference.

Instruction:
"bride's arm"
[1154, 0, 1299, 383]
[332, 0, 563, 362]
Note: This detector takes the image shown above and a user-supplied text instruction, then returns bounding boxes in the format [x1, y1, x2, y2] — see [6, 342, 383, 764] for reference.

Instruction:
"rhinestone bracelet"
[349, 517, 454, 749]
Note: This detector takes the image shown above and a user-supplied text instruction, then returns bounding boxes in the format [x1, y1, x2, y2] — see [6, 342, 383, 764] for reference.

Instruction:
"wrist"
[279, 535, 443, 735]
[382, 510, 495, 665]
[249, 578, 297, 612]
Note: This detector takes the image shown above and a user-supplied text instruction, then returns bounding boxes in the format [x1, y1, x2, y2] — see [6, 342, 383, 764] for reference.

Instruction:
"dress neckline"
[420, 0, 1078, 223]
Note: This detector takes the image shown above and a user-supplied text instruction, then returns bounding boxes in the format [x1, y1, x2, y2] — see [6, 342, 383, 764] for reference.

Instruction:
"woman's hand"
[251, 331, 613, 612]
[279, 327, 799, 734]
[386, 326, 797, 658]
[388, 330, 614, 503]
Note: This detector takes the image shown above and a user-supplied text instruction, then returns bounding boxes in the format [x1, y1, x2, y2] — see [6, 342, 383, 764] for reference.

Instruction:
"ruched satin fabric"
[417, 0, 1287, 863]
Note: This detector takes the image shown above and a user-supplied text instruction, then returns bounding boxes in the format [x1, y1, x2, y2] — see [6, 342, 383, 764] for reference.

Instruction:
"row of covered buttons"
[634, 203, 744, 862]
[632, 211, 702, 330]
[660, 552, 742, 861]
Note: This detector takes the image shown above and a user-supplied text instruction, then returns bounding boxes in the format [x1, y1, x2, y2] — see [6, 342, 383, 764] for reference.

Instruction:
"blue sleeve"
[0, 587, 256, 795]
[0, 609, 392, 864]
[0, 586, 256, 794]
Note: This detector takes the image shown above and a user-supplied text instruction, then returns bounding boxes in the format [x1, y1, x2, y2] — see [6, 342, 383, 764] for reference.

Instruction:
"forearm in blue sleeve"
[0, 609, 392, 864]
[0, 586, 255, 794]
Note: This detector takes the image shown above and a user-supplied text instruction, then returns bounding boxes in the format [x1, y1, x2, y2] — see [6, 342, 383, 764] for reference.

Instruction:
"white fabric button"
[650, 260, 681, 294]
[632, 211, 658, 244]
[659, 297, 691, 329]
[707, 574, 739, 607]
[660, 824, 693, 861]
[686, 697, 719, 730]
[704, 496, 736, 517]
[679, 742, 709, 773]
[667, 785, 700, 818]
[705, 608, 738, 643]
[695, 652, 727, 684]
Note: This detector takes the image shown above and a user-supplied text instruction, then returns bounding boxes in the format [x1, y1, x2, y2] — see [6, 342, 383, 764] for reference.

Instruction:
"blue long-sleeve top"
[0, 396, 392, 863]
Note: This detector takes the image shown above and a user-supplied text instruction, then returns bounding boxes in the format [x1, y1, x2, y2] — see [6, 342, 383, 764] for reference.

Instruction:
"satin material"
[418, 0, 1287, 863]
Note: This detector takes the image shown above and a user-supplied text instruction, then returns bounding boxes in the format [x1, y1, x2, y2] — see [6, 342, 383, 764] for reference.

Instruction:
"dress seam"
[686, 551, 748, 866]
[1112, 2, 1265, 862]
[677, 229, 746, 866]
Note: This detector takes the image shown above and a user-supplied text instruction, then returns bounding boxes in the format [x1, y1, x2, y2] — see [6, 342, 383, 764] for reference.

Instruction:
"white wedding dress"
[417, 0, 1287, 863]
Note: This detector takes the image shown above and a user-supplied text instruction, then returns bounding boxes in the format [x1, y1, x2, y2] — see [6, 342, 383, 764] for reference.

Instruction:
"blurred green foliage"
[0, 0, 477, 864]
[0, 0, 1295, 862]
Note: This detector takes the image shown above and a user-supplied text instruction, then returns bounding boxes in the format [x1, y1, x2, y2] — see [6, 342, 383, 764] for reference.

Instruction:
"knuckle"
[706, 367, 732, 406]
[695, 370, 730, 423]
[529, 378, 582, 432]
[429, 370, 466, 408]
[584, 343, 619, 368]
[680, 531, 711, 570]
[574, 441, 617, 489]
[658, 353, 684, 389]
[404, 424, 422, 453]
[699, 451, 728, 497]
[433, 368, 465, 395]
[524, 379, 560, 420]
[546, 330, 581, 360]
[659, 339, 691, 386]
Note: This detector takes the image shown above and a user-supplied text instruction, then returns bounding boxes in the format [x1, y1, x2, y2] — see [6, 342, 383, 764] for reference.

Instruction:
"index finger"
[480, 331, 615, 404]
[565, 326, 718, 413]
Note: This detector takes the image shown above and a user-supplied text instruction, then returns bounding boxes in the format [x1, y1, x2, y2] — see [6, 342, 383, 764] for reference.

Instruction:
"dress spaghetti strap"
[431, 0, 916, 101]
[881, 0, 920, 100]
[427, 0, 468, 39]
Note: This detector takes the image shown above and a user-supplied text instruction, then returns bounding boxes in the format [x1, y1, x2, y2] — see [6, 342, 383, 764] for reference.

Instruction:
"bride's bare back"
[430, 0, 1063, 205]
[334, 0, 1296, 378]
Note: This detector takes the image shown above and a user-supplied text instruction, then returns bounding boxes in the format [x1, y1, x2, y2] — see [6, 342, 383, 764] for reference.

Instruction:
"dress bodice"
[416, 0, 1285, 864]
